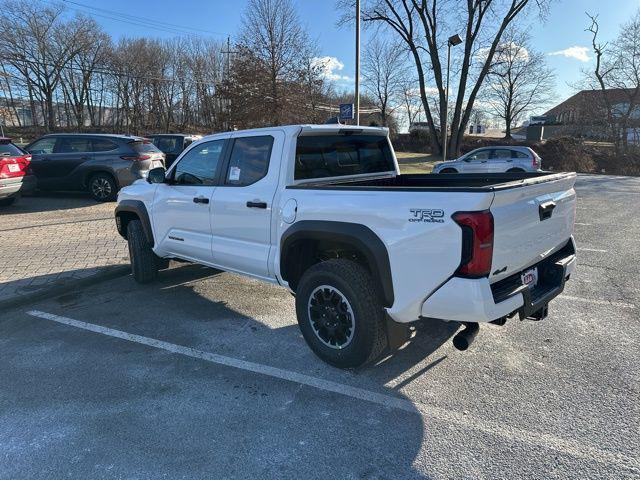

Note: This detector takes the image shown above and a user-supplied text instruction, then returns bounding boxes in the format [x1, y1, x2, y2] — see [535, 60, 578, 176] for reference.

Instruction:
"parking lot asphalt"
[1, 174, 639, 479]
[0, 193, 128, 307]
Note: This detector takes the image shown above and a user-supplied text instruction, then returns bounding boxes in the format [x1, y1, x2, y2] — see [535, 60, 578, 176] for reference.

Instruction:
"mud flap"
[385, 315, 411, 351]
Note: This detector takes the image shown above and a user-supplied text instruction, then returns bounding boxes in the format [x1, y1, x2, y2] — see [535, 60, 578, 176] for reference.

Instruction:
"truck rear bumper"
[420, 238, 577, 323]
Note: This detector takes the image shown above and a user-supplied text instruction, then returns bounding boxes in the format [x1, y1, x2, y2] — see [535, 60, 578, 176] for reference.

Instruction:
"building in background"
[542, 88, 640, 142]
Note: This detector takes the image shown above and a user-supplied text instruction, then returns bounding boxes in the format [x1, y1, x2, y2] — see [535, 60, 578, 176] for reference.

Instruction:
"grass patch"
[396, 152, 439, 174]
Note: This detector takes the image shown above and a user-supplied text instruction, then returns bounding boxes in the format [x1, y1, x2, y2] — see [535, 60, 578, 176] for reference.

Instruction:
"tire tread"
[296, 259, 387, 367]
[127, 219, 158, 283]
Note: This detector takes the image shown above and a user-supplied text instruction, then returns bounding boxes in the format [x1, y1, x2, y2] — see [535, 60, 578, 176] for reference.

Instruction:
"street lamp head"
[448, 34, 463, 47]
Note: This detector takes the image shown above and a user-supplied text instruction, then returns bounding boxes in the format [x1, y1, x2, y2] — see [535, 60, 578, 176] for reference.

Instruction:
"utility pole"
[354, 0, 360, 125]
[222, 36, 237, 131]
[443, 34, 462, 162]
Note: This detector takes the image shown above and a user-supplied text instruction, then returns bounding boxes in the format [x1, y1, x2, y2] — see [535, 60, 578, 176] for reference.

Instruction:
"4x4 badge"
[409, 209, 445, 223]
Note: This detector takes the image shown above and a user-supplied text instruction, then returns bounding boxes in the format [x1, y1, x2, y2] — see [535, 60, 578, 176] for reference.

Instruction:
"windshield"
[295, 135, 395, 181]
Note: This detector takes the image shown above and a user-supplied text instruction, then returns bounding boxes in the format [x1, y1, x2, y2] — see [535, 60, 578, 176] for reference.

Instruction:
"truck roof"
[203, 124, 389, 140]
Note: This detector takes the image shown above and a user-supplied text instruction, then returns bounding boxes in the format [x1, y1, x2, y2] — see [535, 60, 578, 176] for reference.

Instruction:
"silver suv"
[432, 146, 542, 174]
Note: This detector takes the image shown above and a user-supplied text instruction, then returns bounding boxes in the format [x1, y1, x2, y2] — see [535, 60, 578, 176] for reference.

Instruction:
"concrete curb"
[0, 265, 131, 312]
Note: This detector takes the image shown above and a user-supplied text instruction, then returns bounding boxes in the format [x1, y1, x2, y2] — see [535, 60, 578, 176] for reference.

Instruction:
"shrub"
[535, 137, 596, 173]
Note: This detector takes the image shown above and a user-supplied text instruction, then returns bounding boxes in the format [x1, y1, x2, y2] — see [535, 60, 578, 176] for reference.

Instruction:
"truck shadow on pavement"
[5, 263, 456, 478]
[126, 265, 458, 478]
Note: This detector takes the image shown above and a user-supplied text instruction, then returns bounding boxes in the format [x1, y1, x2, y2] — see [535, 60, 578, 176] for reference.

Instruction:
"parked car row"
[0, 132, 200, 206]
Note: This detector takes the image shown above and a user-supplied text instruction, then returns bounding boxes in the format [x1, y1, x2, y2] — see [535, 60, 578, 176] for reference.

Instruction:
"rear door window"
[511, 150, 529, 159]
[225, 136, 274, 186]
[295, 135, 394, 180]
[56, 137, 91, 154]
[493, 150, 512, 159]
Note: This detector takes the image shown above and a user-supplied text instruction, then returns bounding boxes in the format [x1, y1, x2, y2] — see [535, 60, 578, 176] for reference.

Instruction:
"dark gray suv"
[25, 134, 165, 201]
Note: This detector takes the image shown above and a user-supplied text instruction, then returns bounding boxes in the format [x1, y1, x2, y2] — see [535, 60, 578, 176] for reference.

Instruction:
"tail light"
[532, 155, 541, 168]
[453, 210, 494, 278]
[120, 154, 151, 161]
[0, 155, 30, 179]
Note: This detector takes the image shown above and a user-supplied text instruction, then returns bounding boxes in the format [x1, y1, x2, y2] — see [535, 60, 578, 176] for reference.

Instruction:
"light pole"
[443, 33, 462, 162]
[354, 0, 361, 125]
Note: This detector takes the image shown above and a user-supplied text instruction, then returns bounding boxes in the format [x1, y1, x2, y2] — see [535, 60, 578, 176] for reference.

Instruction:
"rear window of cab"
[295, 135, 395, 181]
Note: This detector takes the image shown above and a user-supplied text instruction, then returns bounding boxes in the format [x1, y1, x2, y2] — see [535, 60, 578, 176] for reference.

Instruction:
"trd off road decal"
[409, 209, 445, 223]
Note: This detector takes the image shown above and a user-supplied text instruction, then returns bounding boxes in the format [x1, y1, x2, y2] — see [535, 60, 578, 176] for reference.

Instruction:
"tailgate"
[489, 173, 576, 283]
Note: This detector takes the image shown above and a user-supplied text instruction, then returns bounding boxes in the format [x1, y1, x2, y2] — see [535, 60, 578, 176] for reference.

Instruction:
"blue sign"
[339, 103, 354, 121]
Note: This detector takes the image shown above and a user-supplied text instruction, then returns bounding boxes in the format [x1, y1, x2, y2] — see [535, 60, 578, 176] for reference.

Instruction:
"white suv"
[433, 146, 542, 174]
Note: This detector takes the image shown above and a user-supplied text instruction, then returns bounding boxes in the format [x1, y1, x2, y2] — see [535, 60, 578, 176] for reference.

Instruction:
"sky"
[49, 0, 640, 116]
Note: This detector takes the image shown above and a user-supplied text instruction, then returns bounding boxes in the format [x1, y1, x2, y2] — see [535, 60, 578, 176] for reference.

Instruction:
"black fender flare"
[114, 200, 154, 246]
[280, 220, 394, 307]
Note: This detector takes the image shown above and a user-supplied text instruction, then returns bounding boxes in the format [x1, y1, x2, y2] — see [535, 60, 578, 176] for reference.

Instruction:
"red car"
[0, 137, 36, 206]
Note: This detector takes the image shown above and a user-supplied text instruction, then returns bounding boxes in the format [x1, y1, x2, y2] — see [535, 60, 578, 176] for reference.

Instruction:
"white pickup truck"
[115, 125, 577, 368]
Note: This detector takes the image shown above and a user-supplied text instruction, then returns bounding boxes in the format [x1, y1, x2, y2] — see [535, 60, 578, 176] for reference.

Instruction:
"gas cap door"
[281, 198, 297, 224]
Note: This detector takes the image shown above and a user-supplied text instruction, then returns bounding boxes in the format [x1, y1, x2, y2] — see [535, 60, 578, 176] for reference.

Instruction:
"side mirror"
[463, 157, 471, 162]
[147, 167, 167, 184]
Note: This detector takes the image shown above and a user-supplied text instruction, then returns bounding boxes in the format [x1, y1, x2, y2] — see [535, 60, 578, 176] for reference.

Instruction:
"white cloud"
[311, 56, 352, 82]
[548, 46, 591, 62]
[477, 42, 530, 62]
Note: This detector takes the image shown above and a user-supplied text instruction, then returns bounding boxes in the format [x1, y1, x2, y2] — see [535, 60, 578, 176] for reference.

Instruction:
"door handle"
[539, 201, 556, 221]
[246, 201, 267, 209]
[193, 196, 209, 204]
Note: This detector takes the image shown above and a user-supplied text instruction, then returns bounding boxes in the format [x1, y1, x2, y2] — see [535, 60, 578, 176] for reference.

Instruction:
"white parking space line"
[558, 295, 636, 309]
[577, 247, 608, 253]
[574, 222, 592, 226]
[25, 309, 640, 473]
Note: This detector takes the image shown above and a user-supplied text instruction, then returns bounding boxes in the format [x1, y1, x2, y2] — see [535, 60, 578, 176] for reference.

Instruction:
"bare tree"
[362, 38, 407, 126]
[482, 28, 555, 138]
[0, 0, 96, 130]
[586, 11, 640, 152]
[60, 21, 111, 129]
[399, 79, 424, 128]
[238, 0, 316, 125]
[339, 0, 550, 156]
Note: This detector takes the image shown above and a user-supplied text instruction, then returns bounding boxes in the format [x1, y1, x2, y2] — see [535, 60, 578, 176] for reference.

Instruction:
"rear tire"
[295, 259, 388, 368]
[89, 173, 117, 202]
[0, 196, 17, 206]
[127, 219, 158, 284]
[440, 168, 458, 174]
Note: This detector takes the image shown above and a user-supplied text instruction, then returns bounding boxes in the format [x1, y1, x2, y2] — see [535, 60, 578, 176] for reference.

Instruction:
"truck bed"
[288, 172, 573, 192]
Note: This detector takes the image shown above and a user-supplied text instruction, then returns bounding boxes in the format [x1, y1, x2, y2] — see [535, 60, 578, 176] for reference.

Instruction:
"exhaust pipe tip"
[452, 323, 479, 351]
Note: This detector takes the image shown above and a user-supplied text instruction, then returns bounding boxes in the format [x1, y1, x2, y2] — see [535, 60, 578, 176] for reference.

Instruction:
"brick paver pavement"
[0, 193, 129, 305]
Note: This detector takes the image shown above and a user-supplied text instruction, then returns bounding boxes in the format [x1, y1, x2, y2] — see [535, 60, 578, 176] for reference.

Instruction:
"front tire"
[89, 173, 117, 202]
[439, 168, 458, 174]
[127, 219, 158, 284]
[295, 259, 388, 368]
